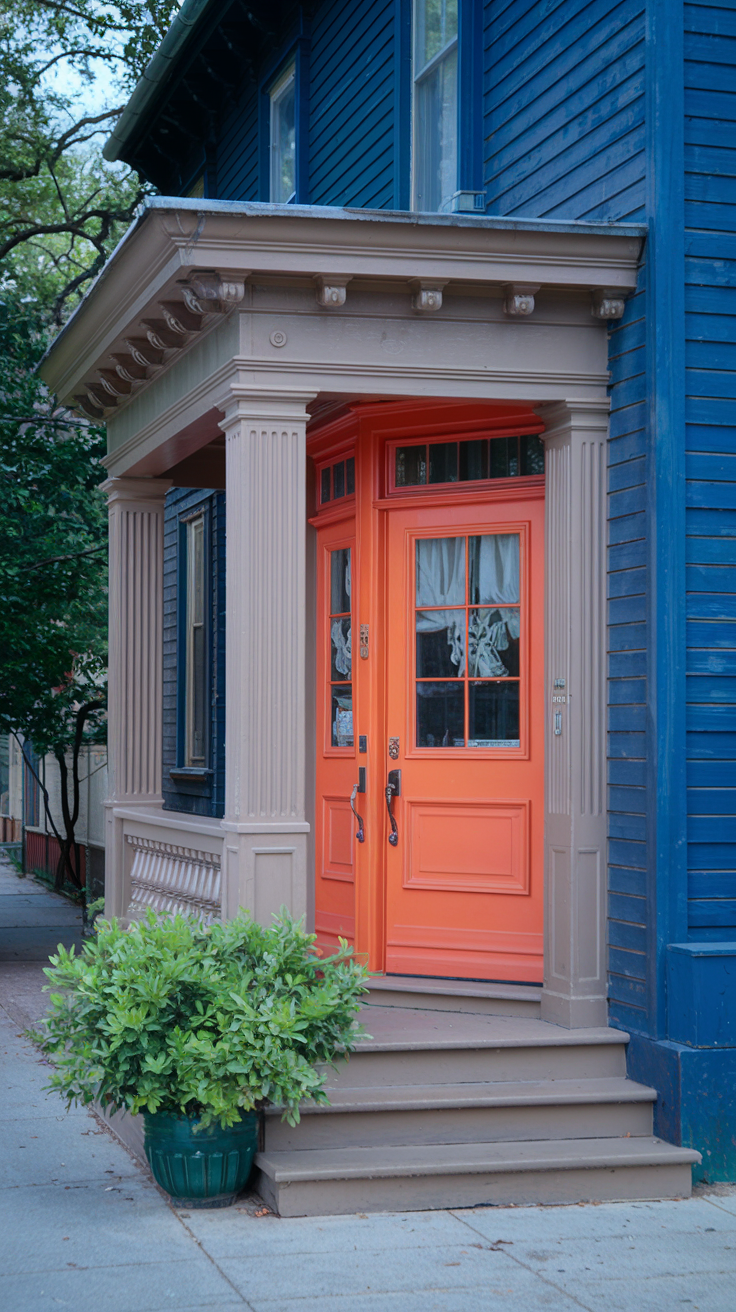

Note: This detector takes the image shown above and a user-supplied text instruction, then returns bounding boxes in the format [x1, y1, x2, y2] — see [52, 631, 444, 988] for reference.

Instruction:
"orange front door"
[382, 494, 545, 982]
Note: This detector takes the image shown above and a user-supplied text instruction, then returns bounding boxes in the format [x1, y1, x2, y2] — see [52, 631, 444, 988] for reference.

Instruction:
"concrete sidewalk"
[1, 856, 735, 1311]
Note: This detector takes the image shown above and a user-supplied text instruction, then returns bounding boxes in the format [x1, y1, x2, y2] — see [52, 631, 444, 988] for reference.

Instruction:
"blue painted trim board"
[644, 0, 688, 1037]
[393, 0, 411, 209]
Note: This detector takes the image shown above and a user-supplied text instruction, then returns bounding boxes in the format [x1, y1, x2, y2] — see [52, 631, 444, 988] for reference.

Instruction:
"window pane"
[186, 516, 207, 767]
[416, 0, 458, 68]
[414, 45, 458, 211]
[459, 439, 489, 481]
[331, 617, 352, 680]
[417, 681, 464, 747]
[331, 686, 353, 747]
[330, 547, 351, 615]
[321, 467, 331, 504]
[270, 69, 296, 203]
[468, 608, 520, 678]
[191, 519, 204, 624]
[428, 441, 458, 484]
[416, 609, 464, 676]
[520, 434, 545, 475]
[468, 681, 519, 747]
[333, 461, 345, 499]
[468, 534, 519, 606]
[346, 456, 355, 495]
[416, 536, 465, 607]
[490, 435, 519, 478]
[191, 623, 206, 762]
[396, 445, 426, 486]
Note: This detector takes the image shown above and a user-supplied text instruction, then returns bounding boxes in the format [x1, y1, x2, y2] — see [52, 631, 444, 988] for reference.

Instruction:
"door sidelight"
[350, 766, 366, 843]
[385, 768, 401, 846]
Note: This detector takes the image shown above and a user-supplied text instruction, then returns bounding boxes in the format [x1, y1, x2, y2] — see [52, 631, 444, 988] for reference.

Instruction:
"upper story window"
[185, 516, 207, 767]
[412, 0, 458, 212]
[270, 61, 296, 203]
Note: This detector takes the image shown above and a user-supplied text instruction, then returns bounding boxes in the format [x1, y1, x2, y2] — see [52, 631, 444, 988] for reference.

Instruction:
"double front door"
[314, 477, 544, 983]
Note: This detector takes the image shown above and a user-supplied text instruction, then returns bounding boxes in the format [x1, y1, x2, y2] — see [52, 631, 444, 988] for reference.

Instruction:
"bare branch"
[19, 542, 106, 573]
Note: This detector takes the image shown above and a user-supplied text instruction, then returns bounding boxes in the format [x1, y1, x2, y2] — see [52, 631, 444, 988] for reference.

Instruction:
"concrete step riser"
[366, 993, 541, 1019]
[328, 1043, 627, 1088]
[254, 1160, 694, 1219]
[265, 1098, 654, 1151]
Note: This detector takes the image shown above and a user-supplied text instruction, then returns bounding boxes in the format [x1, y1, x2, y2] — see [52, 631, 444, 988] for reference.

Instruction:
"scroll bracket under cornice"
[503, 284, 540, 317]
[591, 287, 626, 320]
[314, 275, 352, 307]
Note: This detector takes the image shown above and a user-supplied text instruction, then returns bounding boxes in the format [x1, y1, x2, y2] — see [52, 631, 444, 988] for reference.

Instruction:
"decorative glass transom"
[415, 533, 521, 748]
[395, 434, 544, 489]
[320, 456, 356, 507]
[329, 547, 353, 747]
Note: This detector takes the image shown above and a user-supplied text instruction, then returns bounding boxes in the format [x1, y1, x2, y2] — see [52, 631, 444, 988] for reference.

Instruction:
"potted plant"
[41, 910, 369, 1208]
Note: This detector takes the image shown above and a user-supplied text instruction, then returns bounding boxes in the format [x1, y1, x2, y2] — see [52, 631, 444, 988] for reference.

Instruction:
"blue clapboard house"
[42, 0, 736, 1207]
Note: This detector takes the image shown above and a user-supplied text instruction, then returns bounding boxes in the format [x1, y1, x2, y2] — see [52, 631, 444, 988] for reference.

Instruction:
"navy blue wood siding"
[308, 0, 395, 208]
[162, 489, 226, 819]
[483, 0, 646, 220]
[216, 81, 259, 201]
[684, 2, 736, 937]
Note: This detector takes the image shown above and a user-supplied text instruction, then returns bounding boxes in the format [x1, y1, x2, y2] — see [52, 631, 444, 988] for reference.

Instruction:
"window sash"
[270, 62, 296, 204]
[185, 517, 207, 767]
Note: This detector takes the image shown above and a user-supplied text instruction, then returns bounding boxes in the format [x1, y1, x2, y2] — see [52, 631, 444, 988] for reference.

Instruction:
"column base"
[221, 821, 310, 925]
[540, 988, 609, 1030]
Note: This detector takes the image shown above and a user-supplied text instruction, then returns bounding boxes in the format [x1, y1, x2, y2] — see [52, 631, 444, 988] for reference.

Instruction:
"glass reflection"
[468, 681, 519, 746]
[416, 682, 464, 747]
[468, 534, 519, 606]
[330, 548, 351, 615]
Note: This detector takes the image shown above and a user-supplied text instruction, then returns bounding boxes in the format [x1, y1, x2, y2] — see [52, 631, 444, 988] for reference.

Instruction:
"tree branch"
[19, 542, 107, 572]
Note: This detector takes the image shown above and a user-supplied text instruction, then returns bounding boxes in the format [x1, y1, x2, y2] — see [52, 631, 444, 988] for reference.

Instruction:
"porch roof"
[40, 198, 645, 419]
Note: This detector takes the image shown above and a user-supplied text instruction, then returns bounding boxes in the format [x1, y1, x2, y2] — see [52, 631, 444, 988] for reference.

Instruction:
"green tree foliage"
[0, 3, 179, 889]
[42, 912, 370, 1128]
[0, 297, 108, 890]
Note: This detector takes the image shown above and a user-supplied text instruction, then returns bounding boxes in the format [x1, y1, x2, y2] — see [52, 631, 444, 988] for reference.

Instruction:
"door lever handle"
[385, 769, 401, 847]
[350, 783, 365, 843]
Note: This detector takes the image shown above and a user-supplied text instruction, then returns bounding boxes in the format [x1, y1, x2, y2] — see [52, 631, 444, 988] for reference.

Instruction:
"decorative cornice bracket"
[503, 284, 540, 317]
[314, 275, 352, 308]
[591, 287, 626, 320]
[410, 279, 448, 313]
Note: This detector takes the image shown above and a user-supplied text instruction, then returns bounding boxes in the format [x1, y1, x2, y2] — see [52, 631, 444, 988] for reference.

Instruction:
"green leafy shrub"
[42, 911, 369, 1127]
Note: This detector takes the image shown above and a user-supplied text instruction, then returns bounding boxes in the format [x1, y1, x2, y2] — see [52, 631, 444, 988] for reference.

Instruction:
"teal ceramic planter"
[143, 1110, 259, 1208]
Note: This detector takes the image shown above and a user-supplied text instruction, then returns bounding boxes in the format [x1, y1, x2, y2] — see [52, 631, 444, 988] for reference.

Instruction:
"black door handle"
[350, 781, 365, 843]
[385, 769, 401, 847]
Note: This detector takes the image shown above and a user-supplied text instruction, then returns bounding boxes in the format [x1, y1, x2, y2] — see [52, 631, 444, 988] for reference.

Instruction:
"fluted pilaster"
[219, 389, 315, 923]
[538, 402, 609, 1028]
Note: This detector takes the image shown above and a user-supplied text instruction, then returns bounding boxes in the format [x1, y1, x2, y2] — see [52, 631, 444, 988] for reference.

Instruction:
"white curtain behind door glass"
[415, 534, 520, 680]
[416, 536, 466, 673]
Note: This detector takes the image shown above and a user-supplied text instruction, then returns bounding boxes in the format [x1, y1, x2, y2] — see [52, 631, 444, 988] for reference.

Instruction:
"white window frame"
[411, 0, 459, 212]
[269, 60, 297, 204]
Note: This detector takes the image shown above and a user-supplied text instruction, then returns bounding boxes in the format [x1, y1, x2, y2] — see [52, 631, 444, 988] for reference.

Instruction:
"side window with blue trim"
[162, 488, 226, 818]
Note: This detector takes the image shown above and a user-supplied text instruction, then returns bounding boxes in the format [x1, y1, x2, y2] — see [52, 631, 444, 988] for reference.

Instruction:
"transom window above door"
[392, 433, 545, 490]
[415, 532, 522, 749]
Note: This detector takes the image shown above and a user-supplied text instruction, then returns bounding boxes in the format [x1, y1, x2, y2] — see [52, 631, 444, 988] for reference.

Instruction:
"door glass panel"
[417, 682, 464, 747]
[330, 548, 351, 615]
[468, 533, 519, 606]
[329, 547, 352, 747]
[415, 536, 465, 606]
[416, 610, 464, 676]
[415, 532, 521, 748]
[468, 681, 519, 747]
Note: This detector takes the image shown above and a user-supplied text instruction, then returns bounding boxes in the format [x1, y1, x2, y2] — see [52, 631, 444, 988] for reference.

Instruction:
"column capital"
[102, 475, 172, 508]
[215, 384, 318, 433]
[535, 398, 610, 440]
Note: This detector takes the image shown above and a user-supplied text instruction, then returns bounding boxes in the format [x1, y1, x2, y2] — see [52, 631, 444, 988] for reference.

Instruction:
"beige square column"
[102, 477, 171, 918]
[539, 401, 610, 1028]
[218, 389, 316, 924]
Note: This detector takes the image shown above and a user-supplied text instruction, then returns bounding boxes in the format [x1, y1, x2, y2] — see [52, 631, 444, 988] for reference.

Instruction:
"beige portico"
[41, 200, 643, 1030]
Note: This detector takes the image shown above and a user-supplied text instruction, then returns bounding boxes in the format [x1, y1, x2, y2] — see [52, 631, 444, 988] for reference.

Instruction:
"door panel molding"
[404, 798, 530, 895]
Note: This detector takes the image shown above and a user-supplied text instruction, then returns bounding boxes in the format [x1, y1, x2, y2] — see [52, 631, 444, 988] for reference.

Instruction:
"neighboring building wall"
[683, 2, 736, 940]
[21, 745, 107, 891]
[483, 0, 646, 221]
[309, 0, 396, 208]
[162, 488, 226, 819]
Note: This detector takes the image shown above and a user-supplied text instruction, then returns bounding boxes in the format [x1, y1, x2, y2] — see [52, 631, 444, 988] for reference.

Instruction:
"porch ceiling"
[40, 199, 645, 426]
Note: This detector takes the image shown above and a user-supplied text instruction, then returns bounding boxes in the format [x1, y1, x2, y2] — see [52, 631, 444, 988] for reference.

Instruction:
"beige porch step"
[264, 1075, 656, 1150]
[367, 975, 542, 1018]
[254, 1136, 701, 1217]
